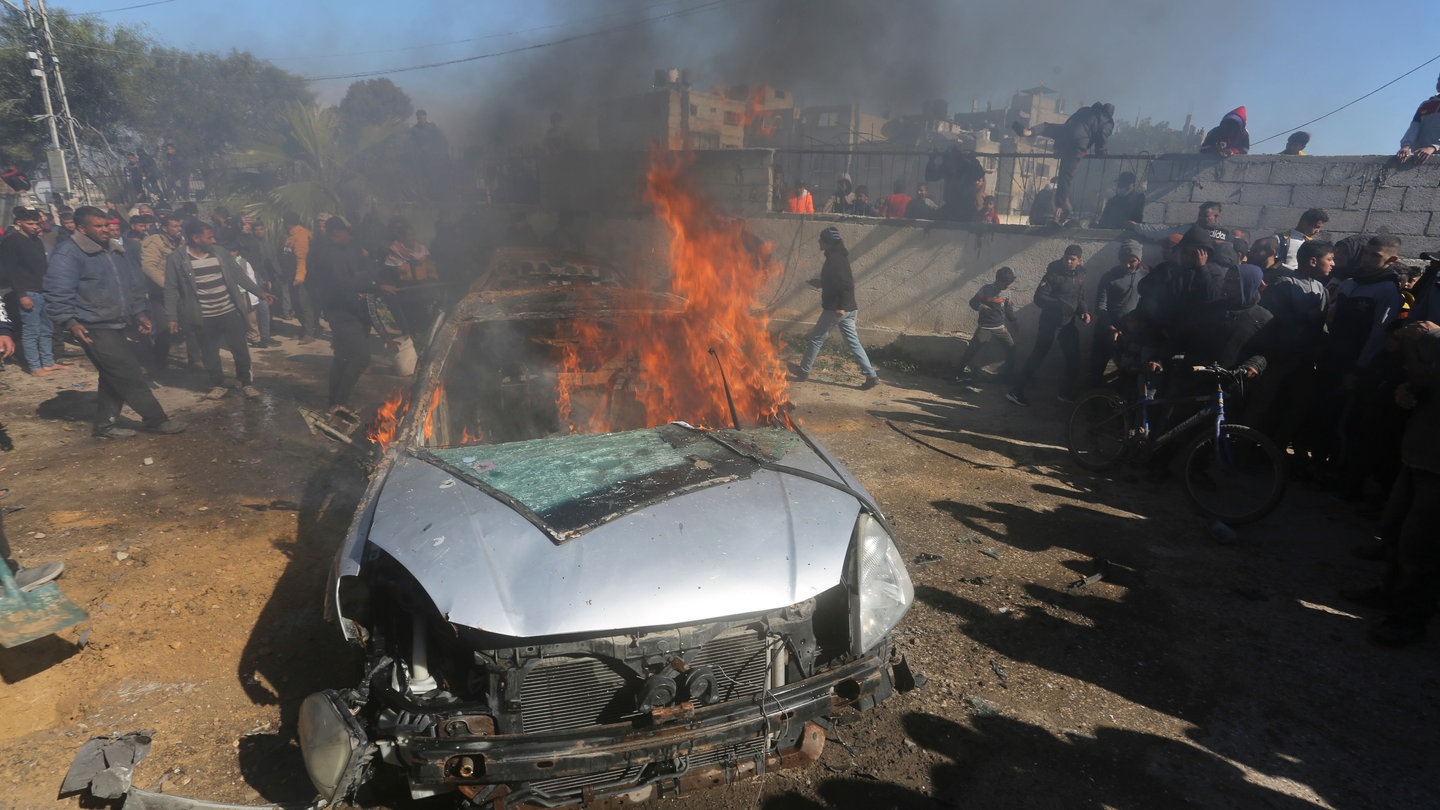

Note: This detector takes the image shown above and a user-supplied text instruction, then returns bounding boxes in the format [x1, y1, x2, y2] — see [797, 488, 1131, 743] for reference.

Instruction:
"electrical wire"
[68, 0, 178, 14]
[1251, 51, 1440, 146]
[301, 0, 747, 82]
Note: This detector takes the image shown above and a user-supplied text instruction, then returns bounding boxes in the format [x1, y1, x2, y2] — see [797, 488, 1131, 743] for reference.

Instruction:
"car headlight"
[298, 690, 369, 801]
[850, 512, 914, 655]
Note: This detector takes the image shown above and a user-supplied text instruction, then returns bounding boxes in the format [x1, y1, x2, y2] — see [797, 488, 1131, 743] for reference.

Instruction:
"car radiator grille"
[519, 628, 774, 733]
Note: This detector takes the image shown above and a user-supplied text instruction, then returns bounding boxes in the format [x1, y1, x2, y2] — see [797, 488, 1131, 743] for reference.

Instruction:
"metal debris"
[979, 548, 1002, 560]
[913, 552, 942, 566]
[969, 696, 1002, 717]
[1067, 558, 1111, 591]
[990, 660, 1008, 683]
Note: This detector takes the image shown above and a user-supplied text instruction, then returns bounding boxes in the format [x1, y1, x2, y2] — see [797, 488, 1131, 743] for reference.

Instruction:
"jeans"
[799, 309, 876, 378]
[18, 291, 54, 371]
[82, 325, 168, 429]
[197, 310, 253, 387]
[246, 298, 272, 342]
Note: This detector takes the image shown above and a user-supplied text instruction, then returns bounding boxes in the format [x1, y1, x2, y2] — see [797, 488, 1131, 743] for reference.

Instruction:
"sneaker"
[241, 385, 263, 400]
[297, 335, 316, 345]
[13, 561, 63, 592]
[1005, 391, 1029, 407]
[93, 423, 137, 439]
[860, 375, 880, 390]
[204, 386, 230, 400]
[143, 420, 186, 435]
[790, 370, 809, 382]
[259, 338, 281, 348]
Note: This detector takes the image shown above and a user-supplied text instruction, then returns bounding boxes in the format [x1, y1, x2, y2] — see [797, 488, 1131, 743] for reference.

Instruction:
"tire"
[1065, 390, 1132, 472]
[1181, 424, 1287, 525]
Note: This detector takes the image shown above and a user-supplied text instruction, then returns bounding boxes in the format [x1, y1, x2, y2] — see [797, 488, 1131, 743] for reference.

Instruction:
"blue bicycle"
[1065, 364, 1288, 525]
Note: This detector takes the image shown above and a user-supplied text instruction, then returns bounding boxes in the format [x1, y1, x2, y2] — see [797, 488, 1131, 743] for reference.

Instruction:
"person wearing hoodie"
[1089, 239, 1148, 385]
[1012, 101, 1115, 225]
[1151, 262, 1272, 396]
[793, 226, 880, 390]
[1007, 244, 1091, 406]
[1200, 107, 1251, 156]
[1396, 72, 1440, 165]
[1352, 317, 1440, 647]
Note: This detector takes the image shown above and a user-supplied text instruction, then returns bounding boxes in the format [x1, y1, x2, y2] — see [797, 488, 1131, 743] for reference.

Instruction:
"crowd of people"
[954, 195, 1439, 647]
[0, 202, 446, 429]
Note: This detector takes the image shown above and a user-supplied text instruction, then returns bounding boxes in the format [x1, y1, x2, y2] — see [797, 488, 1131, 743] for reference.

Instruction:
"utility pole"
[4, 0, 90, 205]
[33, 0, 90, 203]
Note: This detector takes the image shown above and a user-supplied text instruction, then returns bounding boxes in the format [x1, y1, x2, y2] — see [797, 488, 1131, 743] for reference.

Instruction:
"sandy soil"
[0, 336, 1434, 810]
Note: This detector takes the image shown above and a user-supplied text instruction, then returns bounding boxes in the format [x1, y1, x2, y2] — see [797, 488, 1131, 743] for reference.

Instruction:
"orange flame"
[742, 85, 778, 138]
[369, 387, 410, 450]
[553, 147, 790, 433]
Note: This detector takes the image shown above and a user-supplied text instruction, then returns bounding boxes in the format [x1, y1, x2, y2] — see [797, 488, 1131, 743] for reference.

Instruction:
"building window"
[775, 89, 786, 99]
[724, 111, 741, 126]
[817, 111, 839, 128]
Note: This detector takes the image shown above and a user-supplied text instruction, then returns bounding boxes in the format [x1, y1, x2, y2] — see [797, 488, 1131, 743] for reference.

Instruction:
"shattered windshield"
[429, 423, 799, 533]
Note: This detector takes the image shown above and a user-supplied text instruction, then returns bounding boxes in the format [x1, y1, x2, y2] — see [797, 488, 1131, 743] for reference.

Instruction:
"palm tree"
[234, 103, 406, 226]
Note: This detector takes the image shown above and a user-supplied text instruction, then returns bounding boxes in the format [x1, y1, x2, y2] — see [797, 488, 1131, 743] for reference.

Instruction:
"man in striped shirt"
[163, 220, 273, 400]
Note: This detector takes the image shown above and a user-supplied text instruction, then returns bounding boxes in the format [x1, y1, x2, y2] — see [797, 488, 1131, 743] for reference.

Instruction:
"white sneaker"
[14, 561, 64, 592]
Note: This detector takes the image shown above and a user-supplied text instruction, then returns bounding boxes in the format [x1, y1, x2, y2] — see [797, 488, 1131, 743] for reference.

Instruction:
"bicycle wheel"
[1181, 424, 1287, 525]
[1065, 390, 1132, 472]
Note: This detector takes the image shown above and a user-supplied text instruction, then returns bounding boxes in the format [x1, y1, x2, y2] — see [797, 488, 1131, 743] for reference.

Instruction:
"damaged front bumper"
[308, 646, 914, 808]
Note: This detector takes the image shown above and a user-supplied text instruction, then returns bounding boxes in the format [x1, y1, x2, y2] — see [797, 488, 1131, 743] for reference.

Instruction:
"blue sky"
[46, 0, 1440, 156]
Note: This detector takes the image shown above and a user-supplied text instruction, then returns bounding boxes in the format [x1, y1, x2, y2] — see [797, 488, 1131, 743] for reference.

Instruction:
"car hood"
[365, 426, 866, 638]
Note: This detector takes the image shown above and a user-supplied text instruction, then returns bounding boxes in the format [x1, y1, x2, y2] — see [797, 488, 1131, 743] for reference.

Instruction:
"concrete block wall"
[1141, 155, 1440, 246]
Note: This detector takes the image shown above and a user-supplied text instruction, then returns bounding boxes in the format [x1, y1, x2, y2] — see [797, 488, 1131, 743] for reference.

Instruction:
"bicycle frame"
[1132, 375, 1227, 452]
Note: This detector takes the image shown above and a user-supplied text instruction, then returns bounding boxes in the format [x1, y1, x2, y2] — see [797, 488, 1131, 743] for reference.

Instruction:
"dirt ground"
[0, 335, 1435, 810]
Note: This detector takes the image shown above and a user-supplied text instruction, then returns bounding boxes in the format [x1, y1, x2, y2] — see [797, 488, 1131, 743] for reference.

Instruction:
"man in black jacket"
[308, 217, 397, 412]
[0, 207, 58, 375]
[793, 227, 880, 390]
[1008, 244, 1091, 406]
[1013, 102, 1116, 225]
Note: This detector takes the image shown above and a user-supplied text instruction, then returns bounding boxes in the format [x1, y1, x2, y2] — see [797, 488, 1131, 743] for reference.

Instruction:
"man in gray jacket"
[45, 206, 183, 438]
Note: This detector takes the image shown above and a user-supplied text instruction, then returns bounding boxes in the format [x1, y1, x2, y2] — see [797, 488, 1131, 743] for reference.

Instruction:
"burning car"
[297, 159, 917, 808]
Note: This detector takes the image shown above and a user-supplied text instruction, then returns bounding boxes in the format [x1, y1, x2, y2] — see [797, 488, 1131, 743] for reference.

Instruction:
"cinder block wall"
[1142, 155, 1440, 241]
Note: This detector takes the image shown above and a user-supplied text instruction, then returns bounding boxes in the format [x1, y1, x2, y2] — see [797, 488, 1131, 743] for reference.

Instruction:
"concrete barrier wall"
[500, 149, 1440, 370]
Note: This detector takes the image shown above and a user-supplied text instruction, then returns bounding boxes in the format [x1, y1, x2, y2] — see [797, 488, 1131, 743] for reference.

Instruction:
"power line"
[273, 0, 698, 61]
[1251, 51, 1440, 146]
[302, 0, 746, 82]
[70, 0, 178, 14]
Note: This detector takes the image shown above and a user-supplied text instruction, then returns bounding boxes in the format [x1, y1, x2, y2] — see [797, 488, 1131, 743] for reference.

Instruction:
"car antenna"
[707, 347, 742, 430]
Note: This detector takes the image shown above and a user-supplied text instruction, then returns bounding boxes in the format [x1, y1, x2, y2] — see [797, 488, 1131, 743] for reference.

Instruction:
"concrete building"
[596, 69, 748, 151]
